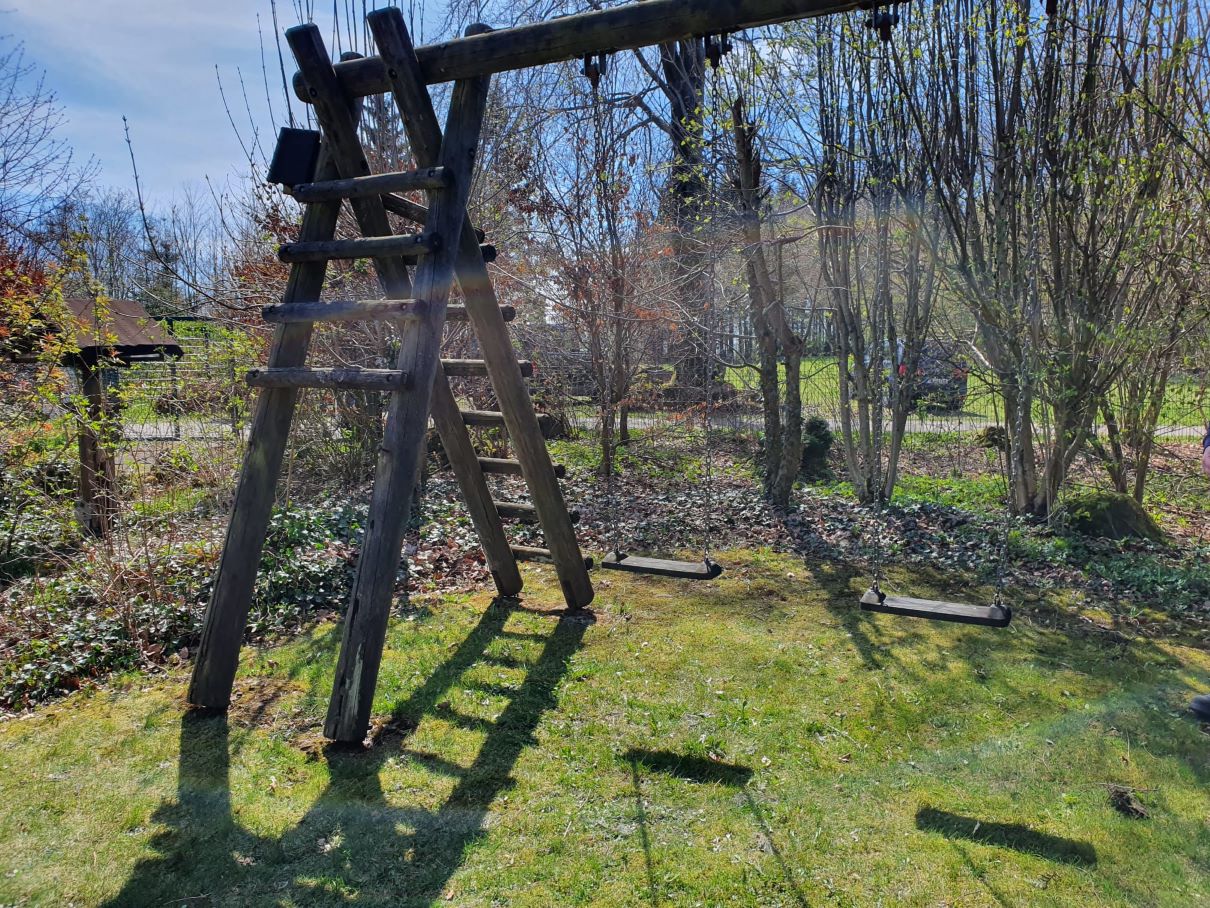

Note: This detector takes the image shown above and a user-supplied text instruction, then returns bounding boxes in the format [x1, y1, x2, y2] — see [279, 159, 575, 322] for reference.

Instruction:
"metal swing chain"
[585, 53, 626, 561]
[699, 48, 729, 566]
[864, 14, 894, 602]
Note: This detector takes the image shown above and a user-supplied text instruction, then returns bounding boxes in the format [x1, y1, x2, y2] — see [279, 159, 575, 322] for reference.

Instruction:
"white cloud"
[6, 0, 278, 196]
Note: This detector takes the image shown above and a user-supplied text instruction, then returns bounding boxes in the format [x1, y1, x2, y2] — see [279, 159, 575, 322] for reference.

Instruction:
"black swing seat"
[601, 553, 723, 581]
[860, 588, 1011, 628]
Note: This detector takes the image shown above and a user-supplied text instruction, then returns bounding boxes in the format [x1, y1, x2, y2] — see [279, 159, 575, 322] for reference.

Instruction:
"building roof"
[63, 298, 183, 365]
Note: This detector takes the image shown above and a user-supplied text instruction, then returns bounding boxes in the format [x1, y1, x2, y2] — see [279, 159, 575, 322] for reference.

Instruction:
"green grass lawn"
[1, 550, 1208, 906]
[727, 361, 1208, 428]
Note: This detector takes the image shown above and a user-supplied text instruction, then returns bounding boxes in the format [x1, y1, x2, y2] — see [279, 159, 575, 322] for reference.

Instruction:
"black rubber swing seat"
[601, 553, 723, 581]
[860, 588, 1011, 628]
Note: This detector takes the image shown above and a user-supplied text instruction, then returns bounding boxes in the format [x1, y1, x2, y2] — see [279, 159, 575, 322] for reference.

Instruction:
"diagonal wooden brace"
[371, 7, 594, 612]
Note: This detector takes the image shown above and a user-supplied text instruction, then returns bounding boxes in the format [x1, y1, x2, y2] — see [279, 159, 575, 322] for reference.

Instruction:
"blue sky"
[6, 0, 281, 198]
[4, 1, 420, 200]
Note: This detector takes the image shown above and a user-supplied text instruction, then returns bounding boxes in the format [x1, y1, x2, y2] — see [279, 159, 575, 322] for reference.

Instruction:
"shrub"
[0, 501, 367, 709]
[1059, 491, 1166, 544]
[799, 416, 834, 481]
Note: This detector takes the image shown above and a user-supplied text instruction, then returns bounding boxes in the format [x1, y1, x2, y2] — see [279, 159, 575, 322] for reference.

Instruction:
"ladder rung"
[447, 304, 514, 322]
[278, 233, 437, 263]
[511, 545, 594, 570]
[494, 500, 536, 520]
[477, 457, 565, 478]
[461, 409, 553, 432]
[246, 367, 411, 391]
[495, 501, 579, 524]
[262, 298, 427, 324]
[442, 359, 533, 378]
[378, 192, 488, 243]
[291, 167, 450, 202]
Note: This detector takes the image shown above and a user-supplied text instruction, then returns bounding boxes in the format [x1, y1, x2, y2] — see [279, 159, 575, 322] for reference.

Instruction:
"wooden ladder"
[187, 9, 592, 743]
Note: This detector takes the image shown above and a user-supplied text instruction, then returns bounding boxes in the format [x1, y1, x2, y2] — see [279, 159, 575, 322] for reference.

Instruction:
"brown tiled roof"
[63, 298, 183, 362]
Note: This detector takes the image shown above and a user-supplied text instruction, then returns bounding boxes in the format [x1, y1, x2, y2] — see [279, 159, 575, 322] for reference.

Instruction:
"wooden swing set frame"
[188, 0, 882, 744]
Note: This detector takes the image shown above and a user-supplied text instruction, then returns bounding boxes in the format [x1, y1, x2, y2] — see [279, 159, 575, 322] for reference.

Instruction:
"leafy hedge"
[0, 502, 367, 709]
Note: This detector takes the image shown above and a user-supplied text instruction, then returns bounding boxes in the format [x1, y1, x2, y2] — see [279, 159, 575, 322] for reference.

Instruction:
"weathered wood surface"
[245, 367, 411, 391]
[295, 0, 872, 94]
[460, 409, 554, 433]
[379, 190, 488, 244]
[291, 166, 449, 202]
[493, 500, 537, 521]
[262, 298, 425, 324]
[511, 544, 594, 570]
[495, 501, 581, 524]
[188, 133, 347, 711]
[278, 232, 435, 263]
[600, 553, 723, 580]
[76, 366, 117, 538]
[860, 594, 1012, 628]
[431, 370, 523, 597]
[447, 303, 514, 322]
[441, 358, 532, 378]
[371, 8, 593, 610]
[477, 456, 565, 478]
[322, 12, 491, 742]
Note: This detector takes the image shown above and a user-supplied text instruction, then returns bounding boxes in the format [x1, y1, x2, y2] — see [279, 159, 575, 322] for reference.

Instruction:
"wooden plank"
[187, 136, 346, 711]
[322, 14, 491, 743]
[441, 358, 532, 378]
[278, 232, 435, 263]
[461, 409, 554, 433]
[495, 500, 580, 523]
[297, 0, 870, 95]
[245, 367, 410, 391]
[375, 5, 593, 611]
[379, 191, 489, 244]
[430, 369, 522, 597]
[262, 298, 426, 324]
[600, 553, 723, 580]
[291, 166, 449, 202]
[477, 457, 565, 478]
[860, 593, 1012, 628]
[447, 303, 514, 322]
[511, 544, 593, 570]
[494, 500, 536, 520]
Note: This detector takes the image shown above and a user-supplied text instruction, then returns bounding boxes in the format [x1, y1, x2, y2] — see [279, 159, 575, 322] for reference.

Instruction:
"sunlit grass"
[1, 550, 1207, 906]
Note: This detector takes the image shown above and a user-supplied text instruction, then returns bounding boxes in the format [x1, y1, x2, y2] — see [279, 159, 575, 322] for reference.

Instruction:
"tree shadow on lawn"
[103, 597, 589, 907]
[915, 806, 1098, 866]
[624, 748, 811, 907]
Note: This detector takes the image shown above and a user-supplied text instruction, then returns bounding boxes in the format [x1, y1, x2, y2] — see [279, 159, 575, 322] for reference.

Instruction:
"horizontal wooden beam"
[442, 358, 532, 378]
[278, 232, 437, 263]
[461, 408, 553, 433]
[294, 0, 872, 98]
[291, 166, 450, 202]
[446, 304, 514, 322]
[262, 298, 426, 324]
[477, 456, 565, 478]
[511, 544, 593, 570]
[246, 367, 411, 391]
[495, 501, 580, 524]
[379, 192, 488, 244]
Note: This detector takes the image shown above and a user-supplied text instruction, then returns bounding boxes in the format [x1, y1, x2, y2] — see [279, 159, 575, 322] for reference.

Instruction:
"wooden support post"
[187, 143, 344, 710]
[75, 364, 117, 538]
[371, 7, 594, 611]
[303, 14, 493, 741]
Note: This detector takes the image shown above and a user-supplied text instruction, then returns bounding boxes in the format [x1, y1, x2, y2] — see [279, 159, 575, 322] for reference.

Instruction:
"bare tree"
[0, 36, 92, 245]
